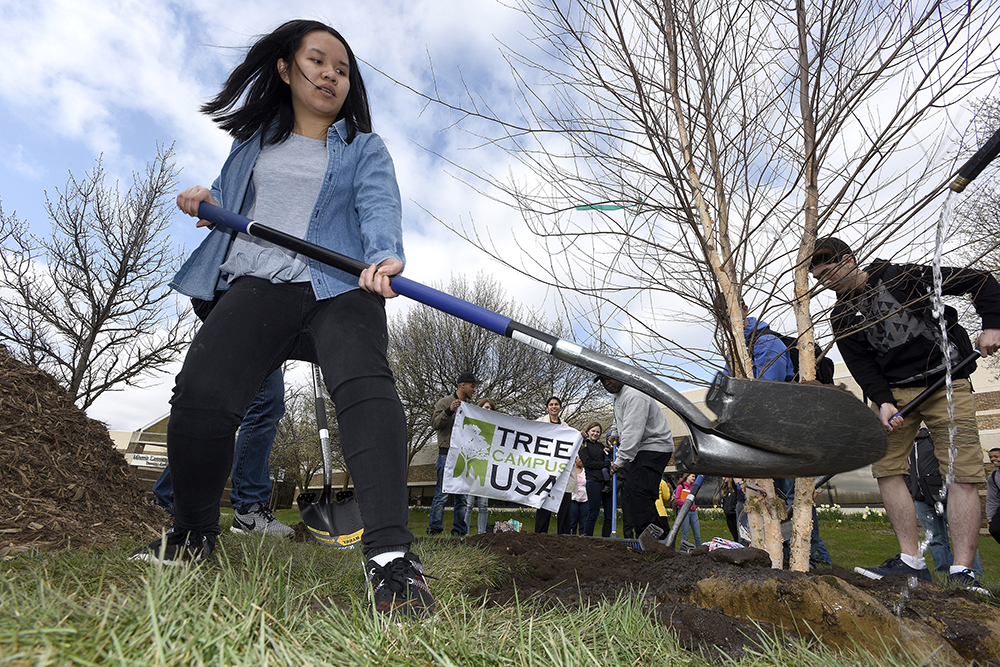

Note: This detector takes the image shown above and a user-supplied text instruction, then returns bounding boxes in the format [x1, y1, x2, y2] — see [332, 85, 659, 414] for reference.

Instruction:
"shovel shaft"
[610, 443, 618, 537]
[197, 202, 714, 430]
[312, 364, 333, 489]
[893, 350, 980, 421]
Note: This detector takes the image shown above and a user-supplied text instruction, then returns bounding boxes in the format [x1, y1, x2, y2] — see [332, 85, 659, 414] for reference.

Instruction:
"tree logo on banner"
[453, 416, 495, 486]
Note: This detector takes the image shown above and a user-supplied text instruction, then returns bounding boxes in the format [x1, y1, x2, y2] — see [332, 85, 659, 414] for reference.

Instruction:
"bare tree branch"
[0, 145, 195, 409]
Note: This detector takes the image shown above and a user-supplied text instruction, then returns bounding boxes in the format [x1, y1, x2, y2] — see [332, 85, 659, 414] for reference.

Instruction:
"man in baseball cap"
[427, 372, 480, 536]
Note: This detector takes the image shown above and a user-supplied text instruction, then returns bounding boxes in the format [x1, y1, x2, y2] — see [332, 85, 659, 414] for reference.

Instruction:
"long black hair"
[201, 20, 372, 145]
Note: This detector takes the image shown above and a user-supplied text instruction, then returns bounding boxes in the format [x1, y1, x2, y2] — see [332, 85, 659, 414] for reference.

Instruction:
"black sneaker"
[231, 503, 294, 538]
[365, 552, 436, 620]
[946, 569, 992, 596]
[854, 555, 931, 582]
[129, 529, 215, 566]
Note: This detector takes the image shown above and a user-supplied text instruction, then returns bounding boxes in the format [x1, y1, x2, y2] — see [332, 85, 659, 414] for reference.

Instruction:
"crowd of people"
[132, 18, 1000, 623]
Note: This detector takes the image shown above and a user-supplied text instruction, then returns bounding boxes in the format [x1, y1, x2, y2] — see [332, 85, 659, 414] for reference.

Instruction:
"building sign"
[129, 453, 168, 469]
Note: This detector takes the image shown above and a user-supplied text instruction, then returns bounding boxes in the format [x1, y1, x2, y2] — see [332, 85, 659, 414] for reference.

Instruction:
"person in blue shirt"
[128, 20, 433, 620]
[741, 302, 795, 382]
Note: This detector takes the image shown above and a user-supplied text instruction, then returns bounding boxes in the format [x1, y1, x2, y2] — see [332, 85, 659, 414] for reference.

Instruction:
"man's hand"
[977, 329, 1000, 357]
[450, 399, 462, 412]
[610, 462, 622, 474]
[880, 402, 903, 433]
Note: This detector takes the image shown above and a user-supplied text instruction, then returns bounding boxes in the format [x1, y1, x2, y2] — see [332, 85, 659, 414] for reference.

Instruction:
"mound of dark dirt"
[0, 346, 164, 557]
[459, 532, 1000, 665]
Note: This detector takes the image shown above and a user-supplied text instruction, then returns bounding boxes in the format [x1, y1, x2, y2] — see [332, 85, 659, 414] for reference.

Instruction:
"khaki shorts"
[872, 379, 985, 484]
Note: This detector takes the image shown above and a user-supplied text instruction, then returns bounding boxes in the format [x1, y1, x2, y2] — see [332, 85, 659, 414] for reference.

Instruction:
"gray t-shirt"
[220, 133, 328, 283]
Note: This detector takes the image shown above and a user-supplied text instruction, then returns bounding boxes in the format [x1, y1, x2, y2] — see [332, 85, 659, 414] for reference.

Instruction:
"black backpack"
[754, 326, 836, 385]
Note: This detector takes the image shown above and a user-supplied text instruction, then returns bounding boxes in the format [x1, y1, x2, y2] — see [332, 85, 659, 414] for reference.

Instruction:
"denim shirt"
[169, 119, 404, 301]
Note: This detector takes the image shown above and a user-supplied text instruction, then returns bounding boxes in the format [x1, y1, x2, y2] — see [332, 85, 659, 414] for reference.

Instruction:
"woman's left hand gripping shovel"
[296, 364, 364, 548]
[197, 202, 887, 478]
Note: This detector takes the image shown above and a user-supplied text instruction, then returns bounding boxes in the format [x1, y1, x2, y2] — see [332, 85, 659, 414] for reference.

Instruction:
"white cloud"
[0, 144, 46, 179]
[5, 1, 993, 430]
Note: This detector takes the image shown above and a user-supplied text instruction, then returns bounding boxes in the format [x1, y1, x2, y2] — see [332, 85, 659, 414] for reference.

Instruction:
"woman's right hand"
[176, 186, 219, 228]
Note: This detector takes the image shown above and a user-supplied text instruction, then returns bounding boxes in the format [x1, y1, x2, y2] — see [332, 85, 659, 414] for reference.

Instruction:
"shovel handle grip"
[950, 126, 1000, 192]
[891, 349, 980, 423]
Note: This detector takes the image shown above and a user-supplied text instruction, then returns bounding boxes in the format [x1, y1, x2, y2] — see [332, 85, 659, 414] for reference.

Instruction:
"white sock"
[949, 565, 972, 575]
[370, 550, 406, 567]
[900, 553, 926, 570]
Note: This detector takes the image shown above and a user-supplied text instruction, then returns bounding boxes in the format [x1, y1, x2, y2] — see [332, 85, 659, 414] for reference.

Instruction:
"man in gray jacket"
[597, 376, 674, 537]
[427, 372, 478, 536]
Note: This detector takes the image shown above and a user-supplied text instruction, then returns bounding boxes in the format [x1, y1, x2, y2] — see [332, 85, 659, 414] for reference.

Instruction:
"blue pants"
[429, 452, 469, 535]
[915, 499, 983, 574]
[153, 368, 284, 513]
[809, 507, 832, 565]
[679, 508, 701, 546]
[569, 500, 587, 535]
[464, 495, 489, 534]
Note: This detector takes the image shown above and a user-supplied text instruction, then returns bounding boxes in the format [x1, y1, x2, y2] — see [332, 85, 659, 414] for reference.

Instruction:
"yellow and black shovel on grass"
[296, 364, 365, 548]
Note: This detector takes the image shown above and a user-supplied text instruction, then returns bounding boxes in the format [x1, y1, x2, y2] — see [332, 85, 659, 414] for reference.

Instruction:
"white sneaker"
[230, 503, 294, 538]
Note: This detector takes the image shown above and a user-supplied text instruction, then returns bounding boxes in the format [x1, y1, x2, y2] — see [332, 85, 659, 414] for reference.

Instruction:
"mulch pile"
[0, 346, 163, 557]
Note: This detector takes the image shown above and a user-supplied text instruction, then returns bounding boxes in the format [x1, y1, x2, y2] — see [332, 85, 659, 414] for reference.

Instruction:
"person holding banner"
[443, 399, 583, 527]
[462, 397, 497, 534]
[534, 396, 566, 533]
[597, 376, 674, 538]
[429, 372, 478, 536]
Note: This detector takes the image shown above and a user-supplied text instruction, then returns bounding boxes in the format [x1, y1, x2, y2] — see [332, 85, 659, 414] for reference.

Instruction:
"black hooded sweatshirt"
[831, 260, 1000, 407]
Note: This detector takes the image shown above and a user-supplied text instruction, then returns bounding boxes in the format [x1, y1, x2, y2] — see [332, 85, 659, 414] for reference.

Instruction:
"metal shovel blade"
[297, 489, 364, 549]
[674, 427, 883, 477]
[706, 373, 887, 458]
[674, 379, 887, 478]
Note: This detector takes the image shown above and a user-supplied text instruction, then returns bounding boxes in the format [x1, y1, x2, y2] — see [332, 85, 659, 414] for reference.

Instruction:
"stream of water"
[930, 190, 959, 497]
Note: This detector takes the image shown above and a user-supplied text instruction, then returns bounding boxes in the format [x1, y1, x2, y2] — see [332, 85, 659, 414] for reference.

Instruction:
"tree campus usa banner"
[442, 402, 584, 511]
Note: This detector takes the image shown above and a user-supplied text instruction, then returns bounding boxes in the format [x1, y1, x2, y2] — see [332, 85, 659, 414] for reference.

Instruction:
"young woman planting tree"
[129, 19, 433, 620]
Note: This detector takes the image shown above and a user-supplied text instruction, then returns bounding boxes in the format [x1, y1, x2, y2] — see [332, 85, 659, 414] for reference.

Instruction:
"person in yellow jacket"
[654, 477, 673, 519]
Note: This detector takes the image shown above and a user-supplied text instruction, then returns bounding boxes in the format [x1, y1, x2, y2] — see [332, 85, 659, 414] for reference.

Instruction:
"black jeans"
[624, 450, 672, 536]
[584, 480, 614, 537]
[167, 278, 412, 557]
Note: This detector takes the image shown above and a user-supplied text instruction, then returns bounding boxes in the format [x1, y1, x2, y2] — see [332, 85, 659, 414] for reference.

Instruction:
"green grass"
[1, 508, 995, 666]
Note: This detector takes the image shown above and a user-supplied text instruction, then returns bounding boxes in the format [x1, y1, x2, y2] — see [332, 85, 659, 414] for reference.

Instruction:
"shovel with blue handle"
[196, 202, 887, 478]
